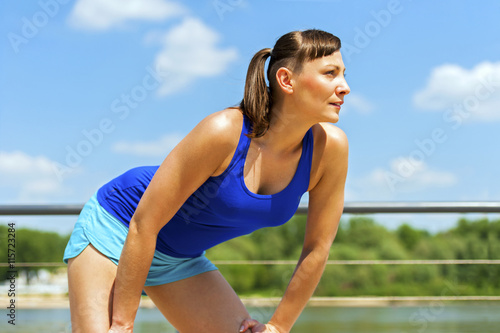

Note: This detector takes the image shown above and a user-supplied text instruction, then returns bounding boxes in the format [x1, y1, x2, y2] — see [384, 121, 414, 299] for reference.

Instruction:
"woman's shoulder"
[204, 107, 244, 130]
[194, 108, 244, 177]
[311, 122, 348, 152]
[198, 108, 244, 144]
[308, 123, 348, 191]
[187, 107, 244, 156]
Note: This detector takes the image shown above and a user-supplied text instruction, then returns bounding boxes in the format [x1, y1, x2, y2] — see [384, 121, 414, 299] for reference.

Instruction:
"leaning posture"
[64, 29, 350, 333]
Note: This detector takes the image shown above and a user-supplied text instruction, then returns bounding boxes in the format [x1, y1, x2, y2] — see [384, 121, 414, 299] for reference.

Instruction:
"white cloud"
[413, 61, 500, 121]
[112, 133, 183, 157]
[151, 17, 238, 95]
[68, 0, 186, 30]
[0, 151, 67, 202]
[0, 151, 54, 175]
[67, 1, 237, 96]
[382, 157, 456, 191]
[344, 93, 374, 114]
[350, 158, 457, 200]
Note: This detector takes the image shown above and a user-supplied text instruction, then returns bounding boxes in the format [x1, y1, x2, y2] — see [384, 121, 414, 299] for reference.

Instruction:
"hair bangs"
[299, 30, 342, 63]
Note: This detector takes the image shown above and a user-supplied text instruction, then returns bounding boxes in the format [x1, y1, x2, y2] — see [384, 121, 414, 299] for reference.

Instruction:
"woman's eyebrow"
[324, 64, 346, 73]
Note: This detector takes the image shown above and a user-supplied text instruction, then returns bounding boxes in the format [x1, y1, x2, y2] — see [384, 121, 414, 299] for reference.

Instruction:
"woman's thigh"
[67, 244, 118, 333]
[144, 270, 251, 333]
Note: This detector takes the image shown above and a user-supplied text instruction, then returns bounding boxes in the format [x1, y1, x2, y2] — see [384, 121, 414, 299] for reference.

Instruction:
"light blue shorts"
[63, 193, 218, 287]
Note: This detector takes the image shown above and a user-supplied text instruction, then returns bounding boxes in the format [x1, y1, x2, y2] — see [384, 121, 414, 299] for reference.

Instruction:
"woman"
[64, 29, 350, 333]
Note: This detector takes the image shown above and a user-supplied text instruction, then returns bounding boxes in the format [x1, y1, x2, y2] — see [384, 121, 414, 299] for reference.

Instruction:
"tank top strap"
[299, 126, 314, 191]
[221, 114, 313, 195]
[214, 114, 252, 178]
[286, 126, 313, 194]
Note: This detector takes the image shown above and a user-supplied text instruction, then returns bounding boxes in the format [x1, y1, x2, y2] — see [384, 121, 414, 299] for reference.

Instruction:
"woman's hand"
[239, 319, 282, 333]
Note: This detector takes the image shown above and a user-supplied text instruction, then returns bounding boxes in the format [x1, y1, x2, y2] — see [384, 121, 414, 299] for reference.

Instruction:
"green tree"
[0, 224, 70, 283]
[396, 223, 429, 251]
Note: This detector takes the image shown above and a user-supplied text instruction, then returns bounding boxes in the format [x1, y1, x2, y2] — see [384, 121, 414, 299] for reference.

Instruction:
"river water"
[2, 303, 499, 332]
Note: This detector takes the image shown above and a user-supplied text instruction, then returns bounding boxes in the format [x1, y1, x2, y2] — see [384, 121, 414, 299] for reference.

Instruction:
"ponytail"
[238, 30, 341, 138]
[239, 48, 272, 138]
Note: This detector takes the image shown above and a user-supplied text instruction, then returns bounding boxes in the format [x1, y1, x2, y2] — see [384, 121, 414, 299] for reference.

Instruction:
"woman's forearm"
[110, 224, 157, 329]
[268, 248, 329, 333]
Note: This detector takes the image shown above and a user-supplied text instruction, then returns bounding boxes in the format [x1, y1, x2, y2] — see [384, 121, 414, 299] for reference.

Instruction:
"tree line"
[1, 216, 499, 296]
[206, 215, 500, 297]
[0, 226, 70, 284]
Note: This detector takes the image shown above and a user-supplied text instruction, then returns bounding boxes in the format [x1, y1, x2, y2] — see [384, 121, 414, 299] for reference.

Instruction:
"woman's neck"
[252, 101, 314, 156]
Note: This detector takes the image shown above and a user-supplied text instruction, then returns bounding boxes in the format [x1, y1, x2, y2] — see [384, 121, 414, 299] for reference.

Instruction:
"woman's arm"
[108, 110, 243, 331]
[242, 123, 348, 333]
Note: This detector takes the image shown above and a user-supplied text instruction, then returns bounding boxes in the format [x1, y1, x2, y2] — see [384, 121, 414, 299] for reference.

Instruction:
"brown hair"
[239, 29, 341, 138]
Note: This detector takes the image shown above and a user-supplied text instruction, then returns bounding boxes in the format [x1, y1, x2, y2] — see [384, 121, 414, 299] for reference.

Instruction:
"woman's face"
[292, 51, 350, 123]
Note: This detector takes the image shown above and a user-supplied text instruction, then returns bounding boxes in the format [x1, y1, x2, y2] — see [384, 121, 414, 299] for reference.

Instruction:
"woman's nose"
[337, 79, 350, 95]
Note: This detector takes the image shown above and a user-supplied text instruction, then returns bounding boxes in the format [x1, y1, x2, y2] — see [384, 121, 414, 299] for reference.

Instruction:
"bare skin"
[143, 271, 251, 332]
[67, 245, 117, 332]
[67, 51, 350, 333]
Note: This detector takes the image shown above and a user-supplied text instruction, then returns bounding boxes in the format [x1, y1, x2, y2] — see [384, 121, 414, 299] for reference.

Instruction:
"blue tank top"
[97, 115, 314, 258]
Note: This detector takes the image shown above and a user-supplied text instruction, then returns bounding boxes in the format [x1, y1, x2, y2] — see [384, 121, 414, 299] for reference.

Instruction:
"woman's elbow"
[127, 217, 159, 241]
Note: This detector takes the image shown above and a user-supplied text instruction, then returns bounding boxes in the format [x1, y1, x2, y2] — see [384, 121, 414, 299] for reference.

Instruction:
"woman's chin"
[323, 113, 340, 123]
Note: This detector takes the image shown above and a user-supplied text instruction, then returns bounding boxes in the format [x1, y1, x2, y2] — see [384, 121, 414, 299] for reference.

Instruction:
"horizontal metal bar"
[213, 259, 500, 265]
[243, 296, 500, 306]
[0, 263, 67, 267]
[298, 201, 500, 214]
[0, 204, 84, 216]
[1, 201, 500, 216]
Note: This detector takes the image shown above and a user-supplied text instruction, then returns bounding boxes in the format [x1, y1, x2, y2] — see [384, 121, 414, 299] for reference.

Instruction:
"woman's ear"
[275, 67, 294, 95]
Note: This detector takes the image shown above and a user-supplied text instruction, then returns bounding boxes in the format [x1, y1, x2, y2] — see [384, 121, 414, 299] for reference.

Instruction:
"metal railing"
[2, 201, 500, 268]
[2, 201, 500, 303]
[2, 201, 500, 215]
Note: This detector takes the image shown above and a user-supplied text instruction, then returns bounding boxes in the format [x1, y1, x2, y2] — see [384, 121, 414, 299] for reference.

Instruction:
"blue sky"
[1, 0, 500, 234]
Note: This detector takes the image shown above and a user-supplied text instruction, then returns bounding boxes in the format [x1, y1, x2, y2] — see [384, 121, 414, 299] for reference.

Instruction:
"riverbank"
[3, 294, 500, 309]
[4, 303, 499, 333]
